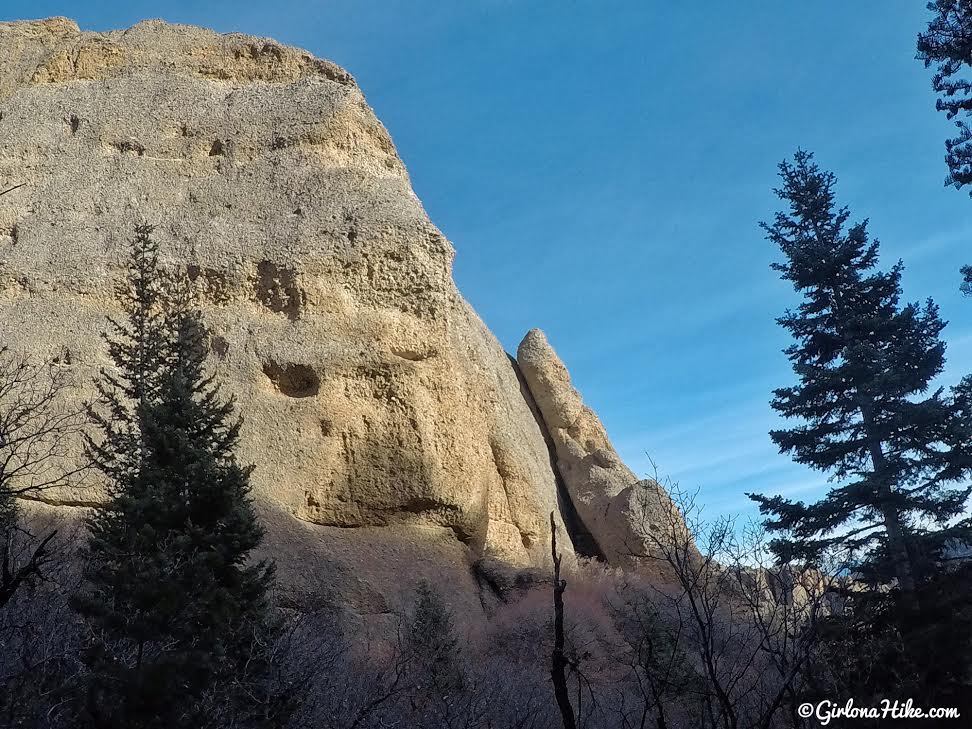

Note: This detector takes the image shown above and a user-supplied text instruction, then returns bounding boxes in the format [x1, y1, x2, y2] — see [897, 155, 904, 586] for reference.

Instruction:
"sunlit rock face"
[0, 17, 573, 605]
[516, 328, 689, 570]
[0, 18, 691, 613]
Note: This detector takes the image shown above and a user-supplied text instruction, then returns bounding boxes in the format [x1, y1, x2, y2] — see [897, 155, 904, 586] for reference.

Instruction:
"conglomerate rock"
[0, 17, 685, 611]
[516, 328, 688, 568]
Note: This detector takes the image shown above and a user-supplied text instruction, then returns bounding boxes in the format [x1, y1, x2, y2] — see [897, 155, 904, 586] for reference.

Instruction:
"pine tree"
[404, 581, 463, 723]
[74, 227, 274, 728]
[918, 0, 972, 193]
[407, 581, 460, 680]
[84, 225, 168, 486]
[749, 151, 972, 595]
[917, 3, 972, 296]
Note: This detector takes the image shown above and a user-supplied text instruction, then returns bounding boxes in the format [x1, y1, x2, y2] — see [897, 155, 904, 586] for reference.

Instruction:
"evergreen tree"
[918, 0, 972, 193]
[749, 151, 972, 595]
[407, 581, 460, 680]
[404, 581, 463, 723]
[74, 227, 274, 728]
[917, 2, 972, 296]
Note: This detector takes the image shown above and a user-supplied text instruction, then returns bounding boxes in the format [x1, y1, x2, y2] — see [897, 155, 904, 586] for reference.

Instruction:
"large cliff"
[0, 18, 681, 613]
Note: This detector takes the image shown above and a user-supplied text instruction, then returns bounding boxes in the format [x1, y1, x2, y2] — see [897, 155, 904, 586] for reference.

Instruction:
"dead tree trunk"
[550, 511, 577, 729]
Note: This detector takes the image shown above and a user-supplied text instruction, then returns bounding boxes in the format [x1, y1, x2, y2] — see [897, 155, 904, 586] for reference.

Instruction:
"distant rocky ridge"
[0, 17, 686, 613]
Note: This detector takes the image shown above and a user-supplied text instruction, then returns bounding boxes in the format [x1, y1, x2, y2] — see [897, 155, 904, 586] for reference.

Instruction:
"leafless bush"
[611, 466, 838, 729]
[315, 582, 558, 729]
[0, 520, 86, 728]
[0, 347, 88, 725]
[0, 347, 86, 608]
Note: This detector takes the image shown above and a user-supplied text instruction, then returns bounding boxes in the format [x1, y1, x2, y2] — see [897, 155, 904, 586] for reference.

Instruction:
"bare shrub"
[0, 519, 86, 728]
[0, 347, 86, 608]
[612, 466, 837, 729]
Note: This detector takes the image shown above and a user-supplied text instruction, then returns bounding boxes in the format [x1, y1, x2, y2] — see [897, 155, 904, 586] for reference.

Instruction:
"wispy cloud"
[609, 371, 849, 523]
[894, 224, 972, 264]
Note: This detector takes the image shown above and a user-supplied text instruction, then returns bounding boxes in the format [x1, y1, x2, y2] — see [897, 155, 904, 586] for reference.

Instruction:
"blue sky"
[3, 1, 970, 518]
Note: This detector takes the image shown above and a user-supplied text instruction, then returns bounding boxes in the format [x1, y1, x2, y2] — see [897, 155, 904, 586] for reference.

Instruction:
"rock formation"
[517, 329, 685, 568]
[0, 17, 683, 612]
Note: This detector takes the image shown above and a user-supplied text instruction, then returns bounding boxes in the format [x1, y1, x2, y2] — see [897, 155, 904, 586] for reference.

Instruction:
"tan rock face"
[0, 17, 573, 591]
[516, 328, 686, 568]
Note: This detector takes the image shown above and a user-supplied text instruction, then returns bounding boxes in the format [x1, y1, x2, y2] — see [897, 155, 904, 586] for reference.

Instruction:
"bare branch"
[0, 183, 25, 199]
